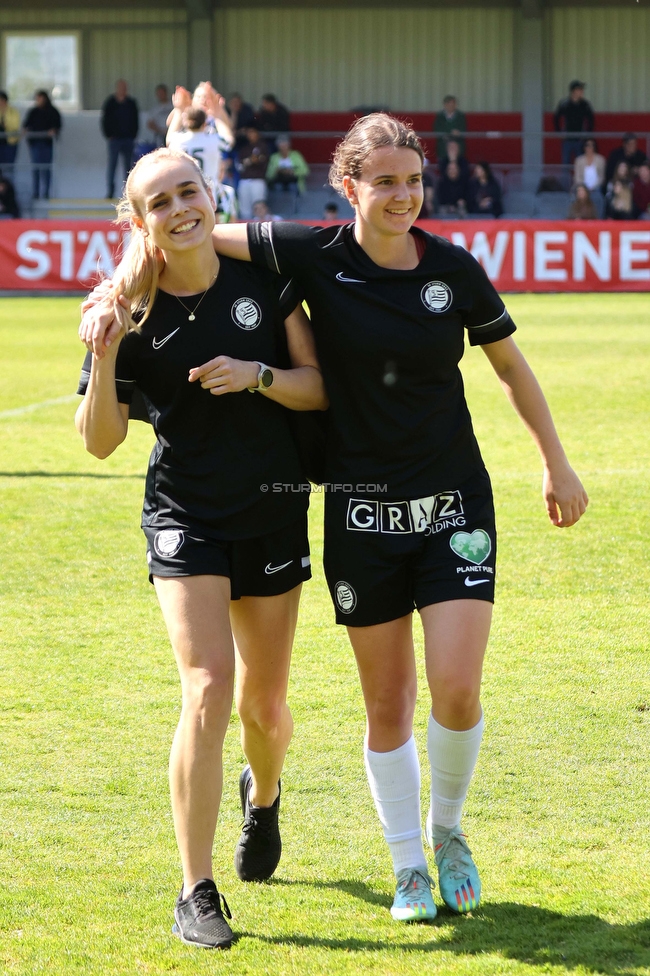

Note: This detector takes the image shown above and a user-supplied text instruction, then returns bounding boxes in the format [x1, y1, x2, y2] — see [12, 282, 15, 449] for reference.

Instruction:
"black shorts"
[143, 515, 311, 599]
[323, 471, 496, 627]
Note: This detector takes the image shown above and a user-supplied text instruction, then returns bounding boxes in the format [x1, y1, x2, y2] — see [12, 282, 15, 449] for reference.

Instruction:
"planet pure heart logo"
[449, 529, 491, 565]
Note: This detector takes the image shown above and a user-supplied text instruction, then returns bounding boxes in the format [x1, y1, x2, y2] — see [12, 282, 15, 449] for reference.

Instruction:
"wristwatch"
[248, 362, 274, 392]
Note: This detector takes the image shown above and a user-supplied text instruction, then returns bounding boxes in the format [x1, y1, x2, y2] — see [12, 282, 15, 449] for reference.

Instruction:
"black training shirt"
[248, 221, 516, 497]
[78, 257, 307, 539]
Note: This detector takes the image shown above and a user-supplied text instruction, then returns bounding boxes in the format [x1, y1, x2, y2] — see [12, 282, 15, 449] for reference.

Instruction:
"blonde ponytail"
[110, 147, 209, 331]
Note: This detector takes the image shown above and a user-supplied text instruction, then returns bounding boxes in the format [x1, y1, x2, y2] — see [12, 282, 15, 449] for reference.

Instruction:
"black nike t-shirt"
[248, 221, 516, 497]
[77, 257, 308, 539]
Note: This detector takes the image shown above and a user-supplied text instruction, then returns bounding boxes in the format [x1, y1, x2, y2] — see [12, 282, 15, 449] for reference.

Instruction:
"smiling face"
[344, 145, 423, 238]
[132, 156, 215, 255]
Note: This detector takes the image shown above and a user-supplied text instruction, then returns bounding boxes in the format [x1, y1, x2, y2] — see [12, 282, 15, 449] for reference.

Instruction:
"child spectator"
[251, 199, 282, 221]
[568, 184, 597, 220]
[323, 202, 339, 220]
[605, 179, 635, 220]
[607, 160, 632, 193]
[467, 162, 503, 217]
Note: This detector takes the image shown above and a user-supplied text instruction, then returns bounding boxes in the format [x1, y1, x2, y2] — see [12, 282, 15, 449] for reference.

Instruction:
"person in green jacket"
[266, 136, 310, 195]
[433, 95, 467, 161]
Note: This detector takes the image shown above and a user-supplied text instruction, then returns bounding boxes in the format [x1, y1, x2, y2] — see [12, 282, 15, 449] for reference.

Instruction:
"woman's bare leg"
[230, 585, 301, 807]
[154, 574, 234, 896]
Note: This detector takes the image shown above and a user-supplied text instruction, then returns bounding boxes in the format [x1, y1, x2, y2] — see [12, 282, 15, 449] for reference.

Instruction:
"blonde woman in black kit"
[77, 147, 326, 949]
[86, 117, 587, 925]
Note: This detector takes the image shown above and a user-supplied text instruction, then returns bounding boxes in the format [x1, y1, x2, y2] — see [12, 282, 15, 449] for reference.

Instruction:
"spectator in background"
[435, 160, 467, 216]
[0, 91, 20, 168]
[607, 160, 631, 193]
[323, 201, 339, 220]
[167, 85, 234, 154]
[226, 92, 256, 147]
[573, 138, 605, 192]
[257, 94, 291, 150]
[191, 83, 235, 147]
[266, 136, 309, 196]
[554, 81, 594, 168]
[22, 90, 62, 199]
[467, 162, 503, 217]
[167, 107, 225, 189]
[237, 125, 270, 218]
[433, 95, 466, 160]
[633, 161, 650, 220]
[251, 199, 283, 221]
[605, 178, 635, 220]
[568, 183, 597, 220]
[145, 84, 172, 149]
[214, 160, 238, 223]
[0, 170, 19, 217]
[605, 133, 646, 185]
[438, 138, 469, 182]
[419, 167, 436, 218]
[101, 79, 139, 199]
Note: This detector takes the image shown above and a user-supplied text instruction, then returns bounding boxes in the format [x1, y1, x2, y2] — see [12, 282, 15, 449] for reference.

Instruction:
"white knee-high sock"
[364, 734, 427, 875]
[427, 711, 484, 829]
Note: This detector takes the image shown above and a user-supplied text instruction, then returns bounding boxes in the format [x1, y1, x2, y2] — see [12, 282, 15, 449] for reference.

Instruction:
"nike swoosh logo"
[336, 272, 366, 284]
[465, 578, 490, 587]
[152, 328, 180, 350]
[264, 560, 293, 575]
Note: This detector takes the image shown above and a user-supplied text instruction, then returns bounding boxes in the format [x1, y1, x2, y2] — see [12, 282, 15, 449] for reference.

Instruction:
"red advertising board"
[1, 219, 650, 293]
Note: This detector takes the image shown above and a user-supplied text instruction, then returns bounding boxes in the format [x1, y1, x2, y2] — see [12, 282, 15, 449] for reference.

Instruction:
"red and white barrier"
[0, 221, 128, 292]
[1, 219, 649, 293]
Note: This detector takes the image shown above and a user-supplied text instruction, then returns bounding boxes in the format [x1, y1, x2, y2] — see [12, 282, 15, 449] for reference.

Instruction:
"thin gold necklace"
[171, 268, 218, 321]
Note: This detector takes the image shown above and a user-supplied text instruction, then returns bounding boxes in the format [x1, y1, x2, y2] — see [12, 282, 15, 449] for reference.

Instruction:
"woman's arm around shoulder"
[211, 223, 252, 261]
[481, 335, 588, 527]
[188, 303, 327, 412]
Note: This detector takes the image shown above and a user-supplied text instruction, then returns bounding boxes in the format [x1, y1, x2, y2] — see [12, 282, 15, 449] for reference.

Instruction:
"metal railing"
[1, 128, 647, 217]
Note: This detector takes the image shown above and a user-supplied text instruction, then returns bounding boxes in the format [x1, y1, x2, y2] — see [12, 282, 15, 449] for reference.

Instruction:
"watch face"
[260, 367, 274, 388]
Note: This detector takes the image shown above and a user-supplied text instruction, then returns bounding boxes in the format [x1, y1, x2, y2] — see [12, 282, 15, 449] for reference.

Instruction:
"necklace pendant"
[188, 313, 196, 321]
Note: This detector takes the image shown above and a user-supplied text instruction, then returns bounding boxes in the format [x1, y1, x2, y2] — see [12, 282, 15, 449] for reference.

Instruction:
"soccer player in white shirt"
[167, 108, 228, 192]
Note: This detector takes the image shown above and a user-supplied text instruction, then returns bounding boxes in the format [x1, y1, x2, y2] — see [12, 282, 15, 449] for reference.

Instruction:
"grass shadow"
[245, 899, 650, 974]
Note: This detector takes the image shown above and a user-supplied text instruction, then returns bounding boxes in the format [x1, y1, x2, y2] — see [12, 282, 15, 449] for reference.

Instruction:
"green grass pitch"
[0, 294, 649, 975]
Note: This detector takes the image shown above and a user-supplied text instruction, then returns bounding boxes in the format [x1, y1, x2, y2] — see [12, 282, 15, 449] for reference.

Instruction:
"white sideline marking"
[0, 395, 77, 419]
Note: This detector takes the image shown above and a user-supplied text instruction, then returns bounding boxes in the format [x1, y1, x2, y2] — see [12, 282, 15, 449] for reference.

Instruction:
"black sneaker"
[172, 878, 233, 949]
[234, 764, 282, 882]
